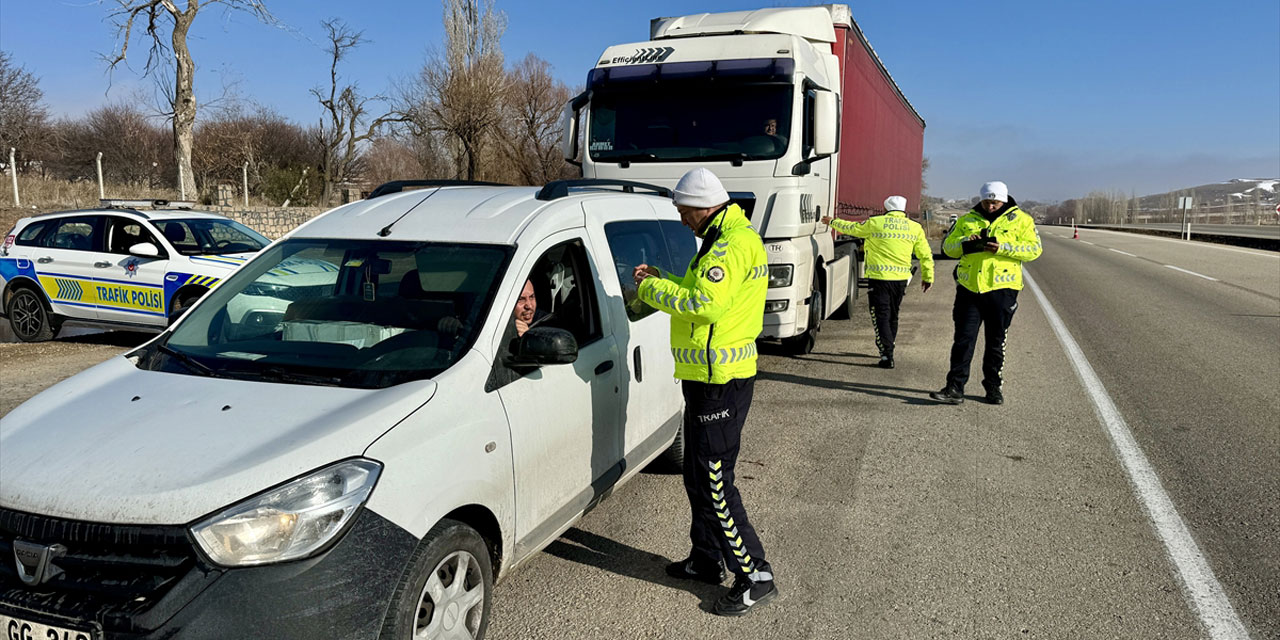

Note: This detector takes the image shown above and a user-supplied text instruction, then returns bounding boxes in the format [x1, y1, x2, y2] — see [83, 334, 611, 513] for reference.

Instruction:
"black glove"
[961, 237, 988, 254]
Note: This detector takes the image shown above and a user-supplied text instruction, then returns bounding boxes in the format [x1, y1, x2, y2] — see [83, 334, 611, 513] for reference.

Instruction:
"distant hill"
[1136, 178, 1278, 209]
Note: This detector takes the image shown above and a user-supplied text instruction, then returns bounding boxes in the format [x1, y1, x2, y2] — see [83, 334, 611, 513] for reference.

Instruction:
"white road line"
[1109, 248, 1137, 257]
[1081, 241, 1095, 245]
[1164, 265, 1220, 281]
[1025, 271, 1251, 640]
[1056, 227, 1279, 259]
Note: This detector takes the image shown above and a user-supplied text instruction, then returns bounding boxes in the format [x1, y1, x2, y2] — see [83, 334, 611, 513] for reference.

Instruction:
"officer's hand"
[437, 316, 462, 334]
[922, 281, 932, 293]
[820, 216, 833, 225]
[983, 241, 1000, 253]
[633, 264, 658, 286]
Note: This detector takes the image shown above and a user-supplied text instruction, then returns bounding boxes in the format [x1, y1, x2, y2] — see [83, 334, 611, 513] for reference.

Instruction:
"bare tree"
[496, 54, 574, 185]
[104, 0, 275, 197]
[0, 52, 50, 172]
[312, 19, 404, 205]
[398, 0, 507, 180]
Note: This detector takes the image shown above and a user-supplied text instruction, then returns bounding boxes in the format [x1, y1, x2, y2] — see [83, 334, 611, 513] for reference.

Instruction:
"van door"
[32, 215, 105, 321]
[94, 215, 169, 325]
[581, 199, 691, 465]
[494, 233, 623, 556]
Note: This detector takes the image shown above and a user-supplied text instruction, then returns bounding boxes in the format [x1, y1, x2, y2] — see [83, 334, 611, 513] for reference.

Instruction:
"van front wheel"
[382, 519, 493, 640]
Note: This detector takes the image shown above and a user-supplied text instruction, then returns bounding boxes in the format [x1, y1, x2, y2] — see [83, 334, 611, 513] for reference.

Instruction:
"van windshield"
[589, 83, 793, 163]
[158, 239, 512, 388]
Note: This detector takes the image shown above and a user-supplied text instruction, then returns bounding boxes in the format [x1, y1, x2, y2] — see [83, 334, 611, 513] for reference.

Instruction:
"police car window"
[107, 217, 161, 255]
[41, 217, 100, 252]
[15, 220, 49, 245]
[159, 218, 268, 255]
[523, 240, 603, 345]
[603, 220, 671, 322]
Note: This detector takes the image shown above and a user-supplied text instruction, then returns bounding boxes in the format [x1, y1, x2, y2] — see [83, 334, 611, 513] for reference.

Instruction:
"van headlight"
[767, 264, 794, 288]
[191, 458, 381, 566]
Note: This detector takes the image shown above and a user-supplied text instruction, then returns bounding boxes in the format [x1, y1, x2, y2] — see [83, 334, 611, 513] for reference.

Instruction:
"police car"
[0, 199, 271, 341]
[0, 179, 698, 639]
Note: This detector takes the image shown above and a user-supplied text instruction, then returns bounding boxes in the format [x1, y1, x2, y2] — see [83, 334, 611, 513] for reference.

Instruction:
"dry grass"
[4, 174, 186, 211]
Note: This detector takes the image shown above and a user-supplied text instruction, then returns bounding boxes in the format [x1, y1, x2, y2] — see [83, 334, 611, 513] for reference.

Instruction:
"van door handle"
[594, 360, 614, 376]
[94, 261, 112, 268]
[36, 256, 53, 264]
[632, 346, 643, 382]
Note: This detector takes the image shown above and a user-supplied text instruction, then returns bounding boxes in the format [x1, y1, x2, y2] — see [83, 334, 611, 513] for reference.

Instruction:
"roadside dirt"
[0, 331, 152, 416]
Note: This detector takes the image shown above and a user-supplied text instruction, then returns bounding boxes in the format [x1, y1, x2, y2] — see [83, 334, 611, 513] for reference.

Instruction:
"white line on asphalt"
[1057, 227, 1279, 259]
[1025, 271, 1251, 640]
[1164, 265, 1220, 281]
[1109, 248, 1137, 257]
[1081, 241, 1095, 245]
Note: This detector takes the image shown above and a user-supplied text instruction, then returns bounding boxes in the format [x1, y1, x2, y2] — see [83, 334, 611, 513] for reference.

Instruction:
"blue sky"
[1, 0, 1277, 201]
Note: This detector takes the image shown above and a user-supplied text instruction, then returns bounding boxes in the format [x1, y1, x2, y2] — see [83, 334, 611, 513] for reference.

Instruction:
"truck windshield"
[157, 239, 512, 388]
[589, 83, 793, 163]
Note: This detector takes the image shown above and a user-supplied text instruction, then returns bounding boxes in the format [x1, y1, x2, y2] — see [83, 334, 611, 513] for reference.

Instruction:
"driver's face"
[764, 119, 778, 135]
[515, 280, 537, 323]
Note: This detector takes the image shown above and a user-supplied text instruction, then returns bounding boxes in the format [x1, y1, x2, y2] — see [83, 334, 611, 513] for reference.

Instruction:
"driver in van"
[513, 279, 548, 337]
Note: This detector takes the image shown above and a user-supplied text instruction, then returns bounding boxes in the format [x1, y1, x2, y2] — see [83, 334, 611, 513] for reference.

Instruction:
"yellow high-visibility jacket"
[829, 211, 934, 283]
[943, 205, 1042, 293]
[638, 204, 767, 384]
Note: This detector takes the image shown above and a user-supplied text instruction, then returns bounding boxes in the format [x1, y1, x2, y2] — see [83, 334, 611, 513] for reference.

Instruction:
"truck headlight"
[767, 264, 794, 288]
[191, 458, 381, 566]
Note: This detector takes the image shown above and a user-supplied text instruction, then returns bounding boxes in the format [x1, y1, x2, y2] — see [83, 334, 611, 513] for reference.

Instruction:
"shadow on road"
[756, 369, 935, 405]
[544, 527, 726, 611]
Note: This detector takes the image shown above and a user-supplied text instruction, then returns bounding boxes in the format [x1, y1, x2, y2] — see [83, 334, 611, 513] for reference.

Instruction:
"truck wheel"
[382, 519, 493, 640]
[6, 287, 61, 342]
[783, 278, 823, 355]
[831, 257, 860, 320]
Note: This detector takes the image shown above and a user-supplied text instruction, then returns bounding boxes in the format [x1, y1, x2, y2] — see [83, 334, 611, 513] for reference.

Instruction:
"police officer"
[632, 167, 776, 616]
[821, 195, 934, 368]
[930, 181, 1042, 405]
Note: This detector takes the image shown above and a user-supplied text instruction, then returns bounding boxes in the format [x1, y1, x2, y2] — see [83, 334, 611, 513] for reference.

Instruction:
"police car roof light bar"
[100, 198, 197, 210]
[368, 180, 510, 200]
[536, 179, 672, 201]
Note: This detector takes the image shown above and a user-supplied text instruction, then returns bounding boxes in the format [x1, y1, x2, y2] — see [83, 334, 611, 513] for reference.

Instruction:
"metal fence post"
[8, 148, 18, 208]
[243, 162, 249, 207]
[96, 152, 105, 199]
[179, 164, 187, 200]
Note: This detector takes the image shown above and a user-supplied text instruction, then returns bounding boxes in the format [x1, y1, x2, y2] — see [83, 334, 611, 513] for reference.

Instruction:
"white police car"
[0, 199, 271, 341]
[0, 180, 698, 639]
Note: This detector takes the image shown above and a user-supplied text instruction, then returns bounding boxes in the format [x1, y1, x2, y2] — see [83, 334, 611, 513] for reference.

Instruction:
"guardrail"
[1049, 223, 1279, 252]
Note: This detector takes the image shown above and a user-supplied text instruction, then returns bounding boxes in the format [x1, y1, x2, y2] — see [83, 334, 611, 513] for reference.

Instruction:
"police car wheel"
[382, 518, 492, 640]
[6, 287, 59, 342]
[168, 291, 201, 325]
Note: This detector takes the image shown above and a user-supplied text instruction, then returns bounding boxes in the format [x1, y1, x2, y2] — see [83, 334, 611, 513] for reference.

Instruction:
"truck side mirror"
[813, 90, 839, 157]
[560, 103, 579, 162]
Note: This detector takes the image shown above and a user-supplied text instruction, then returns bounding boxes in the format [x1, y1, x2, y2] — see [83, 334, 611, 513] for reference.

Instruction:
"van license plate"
[0, 613, 97, 640]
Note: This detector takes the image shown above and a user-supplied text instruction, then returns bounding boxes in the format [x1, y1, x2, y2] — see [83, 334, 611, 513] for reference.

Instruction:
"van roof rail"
[368, 180, 509, 200]
[100, 198, 197, 210]
[536, 179, 672, 201]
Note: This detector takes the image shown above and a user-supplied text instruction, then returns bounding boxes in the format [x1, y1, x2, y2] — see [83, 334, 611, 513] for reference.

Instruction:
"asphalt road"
[2, 229, 1276, 638]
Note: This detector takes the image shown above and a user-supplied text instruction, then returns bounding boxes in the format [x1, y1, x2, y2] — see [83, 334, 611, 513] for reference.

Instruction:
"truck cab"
[562, 4, 924, 353]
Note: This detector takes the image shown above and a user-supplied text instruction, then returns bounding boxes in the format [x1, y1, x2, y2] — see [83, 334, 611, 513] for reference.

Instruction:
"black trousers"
[867, 279, 908, 357]
[945, 286, 1019, 393]
[681, 377, 769, 578]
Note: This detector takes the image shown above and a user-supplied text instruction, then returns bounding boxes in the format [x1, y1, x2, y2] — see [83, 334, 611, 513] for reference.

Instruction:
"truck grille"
[0, 507, 217, 633]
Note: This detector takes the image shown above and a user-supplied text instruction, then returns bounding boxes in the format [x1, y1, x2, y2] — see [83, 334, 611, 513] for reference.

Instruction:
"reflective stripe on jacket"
[829, 211, 934, 283]
[942, 206, 1042, 293]
[638, 204, 767, 384]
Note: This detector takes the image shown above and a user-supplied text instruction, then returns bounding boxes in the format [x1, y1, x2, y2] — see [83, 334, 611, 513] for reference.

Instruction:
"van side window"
[522, 240, 602, 345]
[603, 221, 670, 322]
[40, 216, 101, 252]
[658, 220, 697, 274]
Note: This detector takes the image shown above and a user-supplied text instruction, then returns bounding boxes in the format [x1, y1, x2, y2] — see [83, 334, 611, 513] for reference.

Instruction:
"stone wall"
[203, 206, 328, 239]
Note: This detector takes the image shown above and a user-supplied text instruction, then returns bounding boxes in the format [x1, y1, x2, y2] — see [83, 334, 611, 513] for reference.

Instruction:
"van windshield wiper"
[157, 344, 219, 377]
[259, 366, 345, 387]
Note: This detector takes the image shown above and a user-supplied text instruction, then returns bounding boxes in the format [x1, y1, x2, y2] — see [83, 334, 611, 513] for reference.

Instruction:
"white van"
[0, 180, 700, 639]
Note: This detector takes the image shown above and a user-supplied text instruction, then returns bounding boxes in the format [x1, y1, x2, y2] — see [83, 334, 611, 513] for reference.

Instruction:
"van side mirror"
[129, 242, 161, 258]
[507, 326, 578, 367]
[560, 103, 579, 162]
[813, 90, 839, 157]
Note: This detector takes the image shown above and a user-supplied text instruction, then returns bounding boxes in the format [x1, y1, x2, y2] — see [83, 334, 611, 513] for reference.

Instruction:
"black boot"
[713, 574, 778, 616]
[984, 387, 1004, 405]
[878, 355, 895, 369]
[929, 386, 964, 405]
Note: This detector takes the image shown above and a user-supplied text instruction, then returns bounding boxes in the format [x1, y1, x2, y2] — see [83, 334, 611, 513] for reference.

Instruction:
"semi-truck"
[560, 4, 925, 353]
